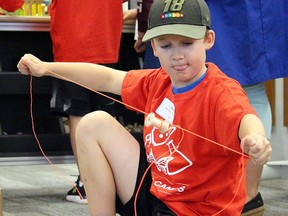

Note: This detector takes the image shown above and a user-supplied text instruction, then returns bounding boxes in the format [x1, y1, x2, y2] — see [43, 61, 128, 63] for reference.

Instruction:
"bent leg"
[76, 111, 140, 215]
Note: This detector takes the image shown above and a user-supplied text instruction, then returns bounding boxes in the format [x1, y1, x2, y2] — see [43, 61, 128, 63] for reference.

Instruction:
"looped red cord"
[28, 69, 248, 215]
[44, 69, 248, 157]
[29, 74, 84, 200]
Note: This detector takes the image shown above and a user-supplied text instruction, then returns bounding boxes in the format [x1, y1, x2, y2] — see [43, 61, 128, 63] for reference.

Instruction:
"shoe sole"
[66, 196, 88, 204]
[241, 206, 264, 216]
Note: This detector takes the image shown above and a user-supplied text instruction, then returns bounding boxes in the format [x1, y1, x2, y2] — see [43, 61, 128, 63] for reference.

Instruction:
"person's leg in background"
[52, 81, 92, 204]
[68, 115, 82, 164]
[67, 115, 81, 167]
[50, 79, 88, 203]
[65, 115, 87, 203]
[242, 82, 272, 216]
[50, 69, 116, 204]
[64, 95, 116, 204]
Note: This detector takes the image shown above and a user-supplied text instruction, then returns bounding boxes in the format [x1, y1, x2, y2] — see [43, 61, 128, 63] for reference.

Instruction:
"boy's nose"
[172, 49, 184, 60]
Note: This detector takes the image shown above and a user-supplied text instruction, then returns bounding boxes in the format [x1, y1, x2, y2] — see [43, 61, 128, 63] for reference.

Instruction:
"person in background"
[134, 0, 160, 69]
[48, 0, 127, 204]
[205, 1, 288, 215]
[18, 0, 272, 215]
[133, 0, 288, 215]
[0, 0, 23, 13]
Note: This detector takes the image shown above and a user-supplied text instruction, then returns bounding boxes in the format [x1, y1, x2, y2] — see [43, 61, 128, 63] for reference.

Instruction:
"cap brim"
[142, 24, 207, 42]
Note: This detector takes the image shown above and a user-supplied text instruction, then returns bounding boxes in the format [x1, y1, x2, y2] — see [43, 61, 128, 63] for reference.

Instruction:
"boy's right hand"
[17, 54, 46, 77]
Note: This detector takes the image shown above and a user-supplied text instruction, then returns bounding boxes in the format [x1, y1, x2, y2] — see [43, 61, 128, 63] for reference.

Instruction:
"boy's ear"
[204, 30, 215, 50]
[151, 40, 159, 57]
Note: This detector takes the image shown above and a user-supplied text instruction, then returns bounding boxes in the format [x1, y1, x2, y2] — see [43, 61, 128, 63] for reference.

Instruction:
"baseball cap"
[142, 0, 211, 42]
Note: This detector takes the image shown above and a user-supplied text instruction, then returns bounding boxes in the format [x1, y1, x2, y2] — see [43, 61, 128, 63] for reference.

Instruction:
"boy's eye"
[182, 42, 192, 46]
[160, 43, 171, 49]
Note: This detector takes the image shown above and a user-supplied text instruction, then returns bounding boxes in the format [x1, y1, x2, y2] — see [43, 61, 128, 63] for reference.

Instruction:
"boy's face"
[151, 31, 214, 88]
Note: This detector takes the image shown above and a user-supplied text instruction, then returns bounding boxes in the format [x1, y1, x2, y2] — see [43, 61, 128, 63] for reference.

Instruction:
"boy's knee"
[76, 111, 110, 138]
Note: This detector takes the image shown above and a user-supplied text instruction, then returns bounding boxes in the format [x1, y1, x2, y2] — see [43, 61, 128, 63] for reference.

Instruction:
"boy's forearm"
[239, 114, 266, 140]
[44, 62, 99, 80]
[239, 114, 271, 164]
[18, 54, 124, 95]
[44, 62, 124, 95]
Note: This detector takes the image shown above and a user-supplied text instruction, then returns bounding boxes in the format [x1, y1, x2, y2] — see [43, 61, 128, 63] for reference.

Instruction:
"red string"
[132, 124, 246, 216]
[28, 68, 248, 214]
[29, 74, 85, 200]
[46, 69, 248, 158]
[45, 69, 248, 214]
[212, 151, 245, 215]
[133, 128, 185, 216]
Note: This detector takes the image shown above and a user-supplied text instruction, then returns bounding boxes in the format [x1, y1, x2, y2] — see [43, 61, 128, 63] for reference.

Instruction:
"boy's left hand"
[240, 134, 272, 165]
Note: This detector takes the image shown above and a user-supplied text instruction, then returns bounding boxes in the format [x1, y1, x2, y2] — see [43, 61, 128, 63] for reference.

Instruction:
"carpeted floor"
[1, 163, 89, 216]
[0, 162, 287, 216]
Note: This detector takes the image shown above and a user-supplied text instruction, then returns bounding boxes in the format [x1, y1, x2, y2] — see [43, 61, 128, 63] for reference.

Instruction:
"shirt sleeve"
[0, 0, 24, 12]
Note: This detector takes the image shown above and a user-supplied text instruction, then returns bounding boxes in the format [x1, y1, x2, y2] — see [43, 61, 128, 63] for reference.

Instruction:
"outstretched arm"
[17, 54, 126, 95]
[239, 114, 272, 165]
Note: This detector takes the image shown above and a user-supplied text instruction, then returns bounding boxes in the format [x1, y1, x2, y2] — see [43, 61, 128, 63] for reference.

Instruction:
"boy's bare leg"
[76, 111, 140, 215]
[246, 160, 263, 202]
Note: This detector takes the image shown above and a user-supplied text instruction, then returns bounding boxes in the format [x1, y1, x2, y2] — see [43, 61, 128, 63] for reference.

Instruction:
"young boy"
[17, 0, 271, 215]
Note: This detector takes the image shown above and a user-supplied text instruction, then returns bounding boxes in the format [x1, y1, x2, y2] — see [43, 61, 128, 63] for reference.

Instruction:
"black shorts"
[50, 63, 116, 117]
[116, 145, 176, 216]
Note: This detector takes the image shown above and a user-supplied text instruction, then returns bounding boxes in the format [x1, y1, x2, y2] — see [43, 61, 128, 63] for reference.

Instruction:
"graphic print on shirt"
[145, 126, 193, 176]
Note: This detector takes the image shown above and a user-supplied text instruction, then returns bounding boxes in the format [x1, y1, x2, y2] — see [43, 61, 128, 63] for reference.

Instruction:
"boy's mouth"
[173, 64, 188, 71]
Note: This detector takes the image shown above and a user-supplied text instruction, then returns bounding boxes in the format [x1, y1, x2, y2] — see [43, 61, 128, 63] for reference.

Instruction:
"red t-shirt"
[0, 0, 23, 12]
[49, 0, 123, 63]
[122, 63, 257, 215]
